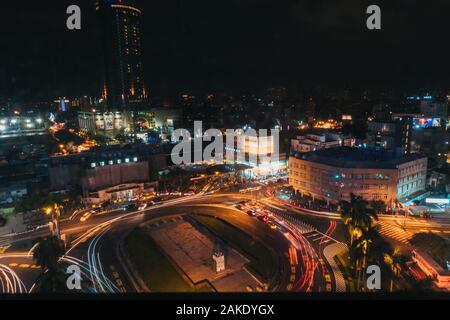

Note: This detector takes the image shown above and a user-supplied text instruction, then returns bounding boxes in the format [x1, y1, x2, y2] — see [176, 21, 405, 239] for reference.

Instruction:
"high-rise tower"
[96, 0, 147, 111]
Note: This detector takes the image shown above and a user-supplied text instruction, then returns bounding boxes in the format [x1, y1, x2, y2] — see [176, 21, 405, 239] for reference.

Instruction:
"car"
[119, 204, 136, 211]
[267, 221, 277, 230]
[138, 203, 148, 211]
[126, 204, 137, 211]
[183, 191, 195, 196]
[246, 210, 256, 217]
[80, 212, 93, 222]
[258, 215, 269, 223]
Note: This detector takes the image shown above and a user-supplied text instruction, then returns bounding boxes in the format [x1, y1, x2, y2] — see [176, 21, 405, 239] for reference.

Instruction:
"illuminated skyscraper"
[96, 0, 147, 111]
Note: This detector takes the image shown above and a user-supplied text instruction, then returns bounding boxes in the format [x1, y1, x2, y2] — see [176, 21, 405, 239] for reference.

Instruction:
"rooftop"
[293, 147, 426, 169]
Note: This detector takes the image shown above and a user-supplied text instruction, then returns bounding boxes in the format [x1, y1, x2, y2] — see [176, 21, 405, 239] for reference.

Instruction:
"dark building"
[96, 0, 147, 111]
[367, 120, 404, 154]
[48, 144, 167, 194]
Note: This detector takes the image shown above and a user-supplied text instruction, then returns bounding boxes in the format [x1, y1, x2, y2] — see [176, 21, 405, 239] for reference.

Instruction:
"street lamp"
[44, 204, 62, 240]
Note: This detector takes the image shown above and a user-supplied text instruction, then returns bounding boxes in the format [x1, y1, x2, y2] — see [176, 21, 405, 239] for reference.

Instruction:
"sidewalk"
[323, 243, 348, 293]
[0, 213, 25, 236]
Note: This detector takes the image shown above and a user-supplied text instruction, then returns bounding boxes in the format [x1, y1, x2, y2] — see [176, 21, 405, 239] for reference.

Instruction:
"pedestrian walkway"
[323, 242, 348, 292]
[375, 222, 412, 245]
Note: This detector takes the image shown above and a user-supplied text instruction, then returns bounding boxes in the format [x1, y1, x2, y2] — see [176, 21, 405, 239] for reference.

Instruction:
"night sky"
[0, 0, 449, 102]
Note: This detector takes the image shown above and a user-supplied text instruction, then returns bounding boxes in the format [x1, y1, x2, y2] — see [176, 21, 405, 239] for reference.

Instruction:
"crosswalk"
[375, 222, 412, 245]
[275, 211, 316, 234]
[304, 231, 332, 245]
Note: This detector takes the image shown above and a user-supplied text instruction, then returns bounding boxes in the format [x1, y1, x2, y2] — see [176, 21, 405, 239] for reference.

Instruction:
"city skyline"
[0, 0, 448, 304]
[1, 0, 450, 102]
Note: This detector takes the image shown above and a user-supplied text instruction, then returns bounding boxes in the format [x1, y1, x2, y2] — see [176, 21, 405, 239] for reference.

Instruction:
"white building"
[212, 251, 226, 273]
[230, 132, 287, 178]
[291, 132, 354, 153]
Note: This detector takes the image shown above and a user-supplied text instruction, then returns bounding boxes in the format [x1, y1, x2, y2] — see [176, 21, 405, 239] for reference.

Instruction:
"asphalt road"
[1, 192, 449, 294]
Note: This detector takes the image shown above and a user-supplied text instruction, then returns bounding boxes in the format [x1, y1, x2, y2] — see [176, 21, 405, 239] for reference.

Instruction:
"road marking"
[375, 223, 411, 244]
[305, 232, 319, 238]
[0, 244, 11, 253]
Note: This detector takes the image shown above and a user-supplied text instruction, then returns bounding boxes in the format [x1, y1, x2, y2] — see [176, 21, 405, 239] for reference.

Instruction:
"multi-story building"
[0, 115, 47, 139]
[78, 110, 125, 134]
[367, 120, 404, 153]
[420, 98, 448, 119]
[289, 147, 427, 206]
[391, 112, 449, 167]
[0, 183, 28, 205]
[48, 144, 167, 196]
[222, 130, 287, 178]
[291, 132, 354, 154]
[96, 0, 147, 111]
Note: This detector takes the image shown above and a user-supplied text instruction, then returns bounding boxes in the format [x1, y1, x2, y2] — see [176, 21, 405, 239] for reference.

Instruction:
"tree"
[340, 193, 378, 244]
[351, 226, 393, 290]
[33, 236, 70, 293]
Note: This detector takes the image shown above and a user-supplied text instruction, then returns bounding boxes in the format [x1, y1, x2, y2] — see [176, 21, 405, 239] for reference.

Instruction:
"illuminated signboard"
[413, 118, 441, 129]
[425, 198, 450, 205]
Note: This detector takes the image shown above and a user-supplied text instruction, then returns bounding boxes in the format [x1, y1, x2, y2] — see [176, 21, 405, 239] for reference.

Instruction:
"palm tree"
[33, 236, 69, 293]
[352, 227, 393, 290]
[385, 248, 405, 292]
[340, 193, 378, 245]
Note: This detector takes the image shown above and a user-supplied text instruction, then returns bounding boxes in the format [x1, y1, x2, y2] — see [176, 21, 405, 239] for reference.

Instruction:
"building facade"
[291, 132, 354, 154]
[96, 0, 147, 111]
[228, 132, 287, 178]
[78, 110, 125, 134]
[289, 148, 427, 206]
[367, 120, 404, 153]
[0, 115, 47, 139]
[391, 112, 449, 167]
